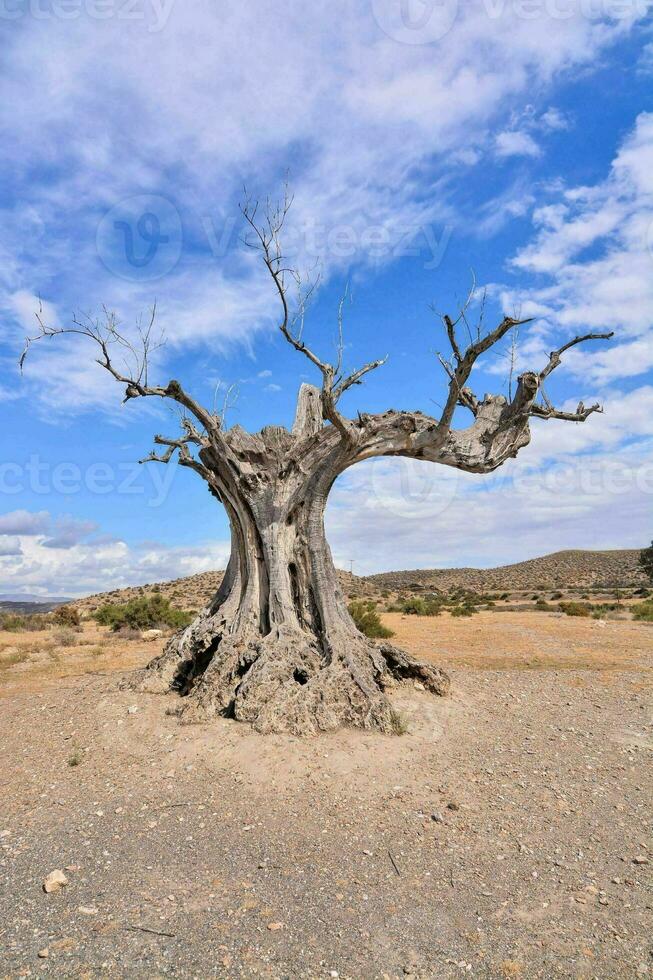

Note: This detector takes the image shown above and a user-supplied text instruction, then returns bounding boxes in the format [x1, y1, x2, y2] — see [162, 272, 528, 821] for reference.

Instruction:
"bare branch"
[436, 309, 534, 432]
[21, 303, 219, 437]
[539, 331, 614, 381]
[240, 191, 388, 444]
[530, 401, 603, 422]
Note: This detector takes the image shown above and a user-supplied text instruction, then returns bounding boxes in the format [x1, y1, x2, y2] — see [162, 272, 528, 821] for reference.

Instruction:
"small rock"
[77, 906, 98, 915]
[431, 812, 444, 823]
[127, 706, 139, 715]
[43, 870, 68, 893]
[447, 802, 459, 812]
[142, 629, 163, 641]
[37, 949, 49, 959]
[267, 922, 284, 931]
[633, 856, 649, 865]
[413, 681, 425, 691]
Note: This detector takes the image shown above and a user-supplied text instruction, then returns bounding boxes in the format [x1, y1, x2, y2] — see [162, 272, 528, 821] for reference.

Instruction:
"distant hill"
[0, 593, 72, 604]
[0, 598, 72, 615]
[70, 549, 646, 615]
[365, 549, 646, 593]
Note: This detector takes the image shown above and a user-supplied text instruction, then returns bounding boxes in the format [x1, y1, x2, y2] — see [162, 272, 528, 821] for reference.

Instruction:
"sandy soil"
[0, 612, 651, 978]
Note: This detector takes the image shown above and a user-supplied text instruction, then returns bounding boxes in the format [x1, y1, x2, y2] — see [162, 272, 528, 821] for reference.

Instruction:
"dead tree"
[21, 195, 612, 735]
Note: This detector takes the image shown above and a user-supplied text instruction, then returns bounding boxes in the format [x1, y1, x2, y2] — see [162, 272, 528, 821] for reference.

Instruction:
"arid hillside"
[70, 548, 646, 614]
[366, 548, 645, 593]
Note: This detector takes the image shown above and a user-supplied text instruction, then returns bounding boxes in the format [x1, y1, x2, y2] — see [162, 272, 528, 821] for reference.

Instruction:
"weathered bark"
[128, 385, 450, 734]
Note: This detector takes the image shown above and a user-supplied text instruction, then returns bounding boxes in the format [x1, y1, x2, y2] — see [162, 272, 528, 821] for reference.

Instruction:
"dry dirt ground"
[1, 612, 652, 979]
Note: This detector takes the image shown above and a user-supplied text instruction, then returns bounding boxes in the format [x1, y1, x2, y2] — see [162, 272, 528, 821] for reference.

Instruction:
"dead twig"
[125, 925, 176, 938]
[388, 850, 401, 876]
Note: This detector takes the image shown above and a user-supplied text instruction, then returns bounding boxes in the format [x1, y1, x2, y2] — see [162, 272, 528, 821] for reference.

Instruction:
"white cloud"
[0, 510, 50, 535]
[0, 517, 231, 598]
[500, 112, 653, 386]
[0, 536, 22, 557]
[0, 1, 648, 411]
[495, 131, 542, 158]
[41, 516, 98, 550]
[540, 107, 571, 131]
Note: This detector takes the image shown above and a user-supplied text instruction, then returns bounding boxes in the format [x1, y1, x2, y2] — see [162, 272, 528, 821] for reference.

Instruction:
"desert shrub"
[401, 597, 427, 616]
[0, 648, 29, 669]
[389, 709, 409, 735]
[450, 604, 475, 617]
[348, 600, 394, 639]
[54, 628, 78, 647]
[635, 587, 650, 598]
[534, 599, 551, 611]
[0, 613, 49, 632]
[559, 601, 592, 618]
[87, 644, 107, 657]
[400, 596, 443, 616]
[551, 591, 564, 600]
[51, 605, 80, 627]
[639, 542, 653, 584]
[94, 594, 193, 632]
[632, 600, 653, 622]
[0, 614, 27, 631]
[499, 592, 509, 601]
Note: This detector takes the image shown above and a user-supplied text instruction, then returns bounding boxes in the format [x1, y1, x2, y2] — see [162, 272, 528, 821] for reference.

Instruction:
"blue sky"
[1, 0, 652, 596]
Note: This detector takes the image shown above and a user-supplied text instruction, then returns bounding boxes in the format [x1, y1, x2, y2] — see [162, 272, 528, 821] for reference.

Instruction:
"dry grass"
[381, 609, 651, 673]
[0, 605, 649, 699]
[0, 622, 152, 694]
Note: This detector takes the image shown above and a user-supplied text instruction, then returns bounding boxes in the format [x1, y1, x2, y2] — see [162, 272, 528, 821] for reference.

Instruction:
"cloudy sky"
[1, 0, 652, 596]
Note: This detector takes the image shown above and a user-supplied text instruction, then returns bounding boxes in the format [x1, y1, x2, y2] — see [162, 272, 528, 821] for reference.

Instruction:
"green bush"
[0, 614, 27, 631]
[0, 612, 49, 632]
[639, 541, 653, 584]
[94, 594, 193, 632]
[450, 605, 475, 617]
[400, 596, 443, 617]
[559, 601, 592, 618]
[402, 597, 427, 616]
[348, 600, 394, 639]
[632, 600, 653, 622]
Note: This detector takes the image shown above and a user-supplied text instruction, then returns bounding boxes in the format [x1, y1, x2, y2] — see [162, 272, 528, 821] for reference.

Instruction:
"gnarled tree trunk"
[25, 194, 611, 734]
[131, 386, 450, 734]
